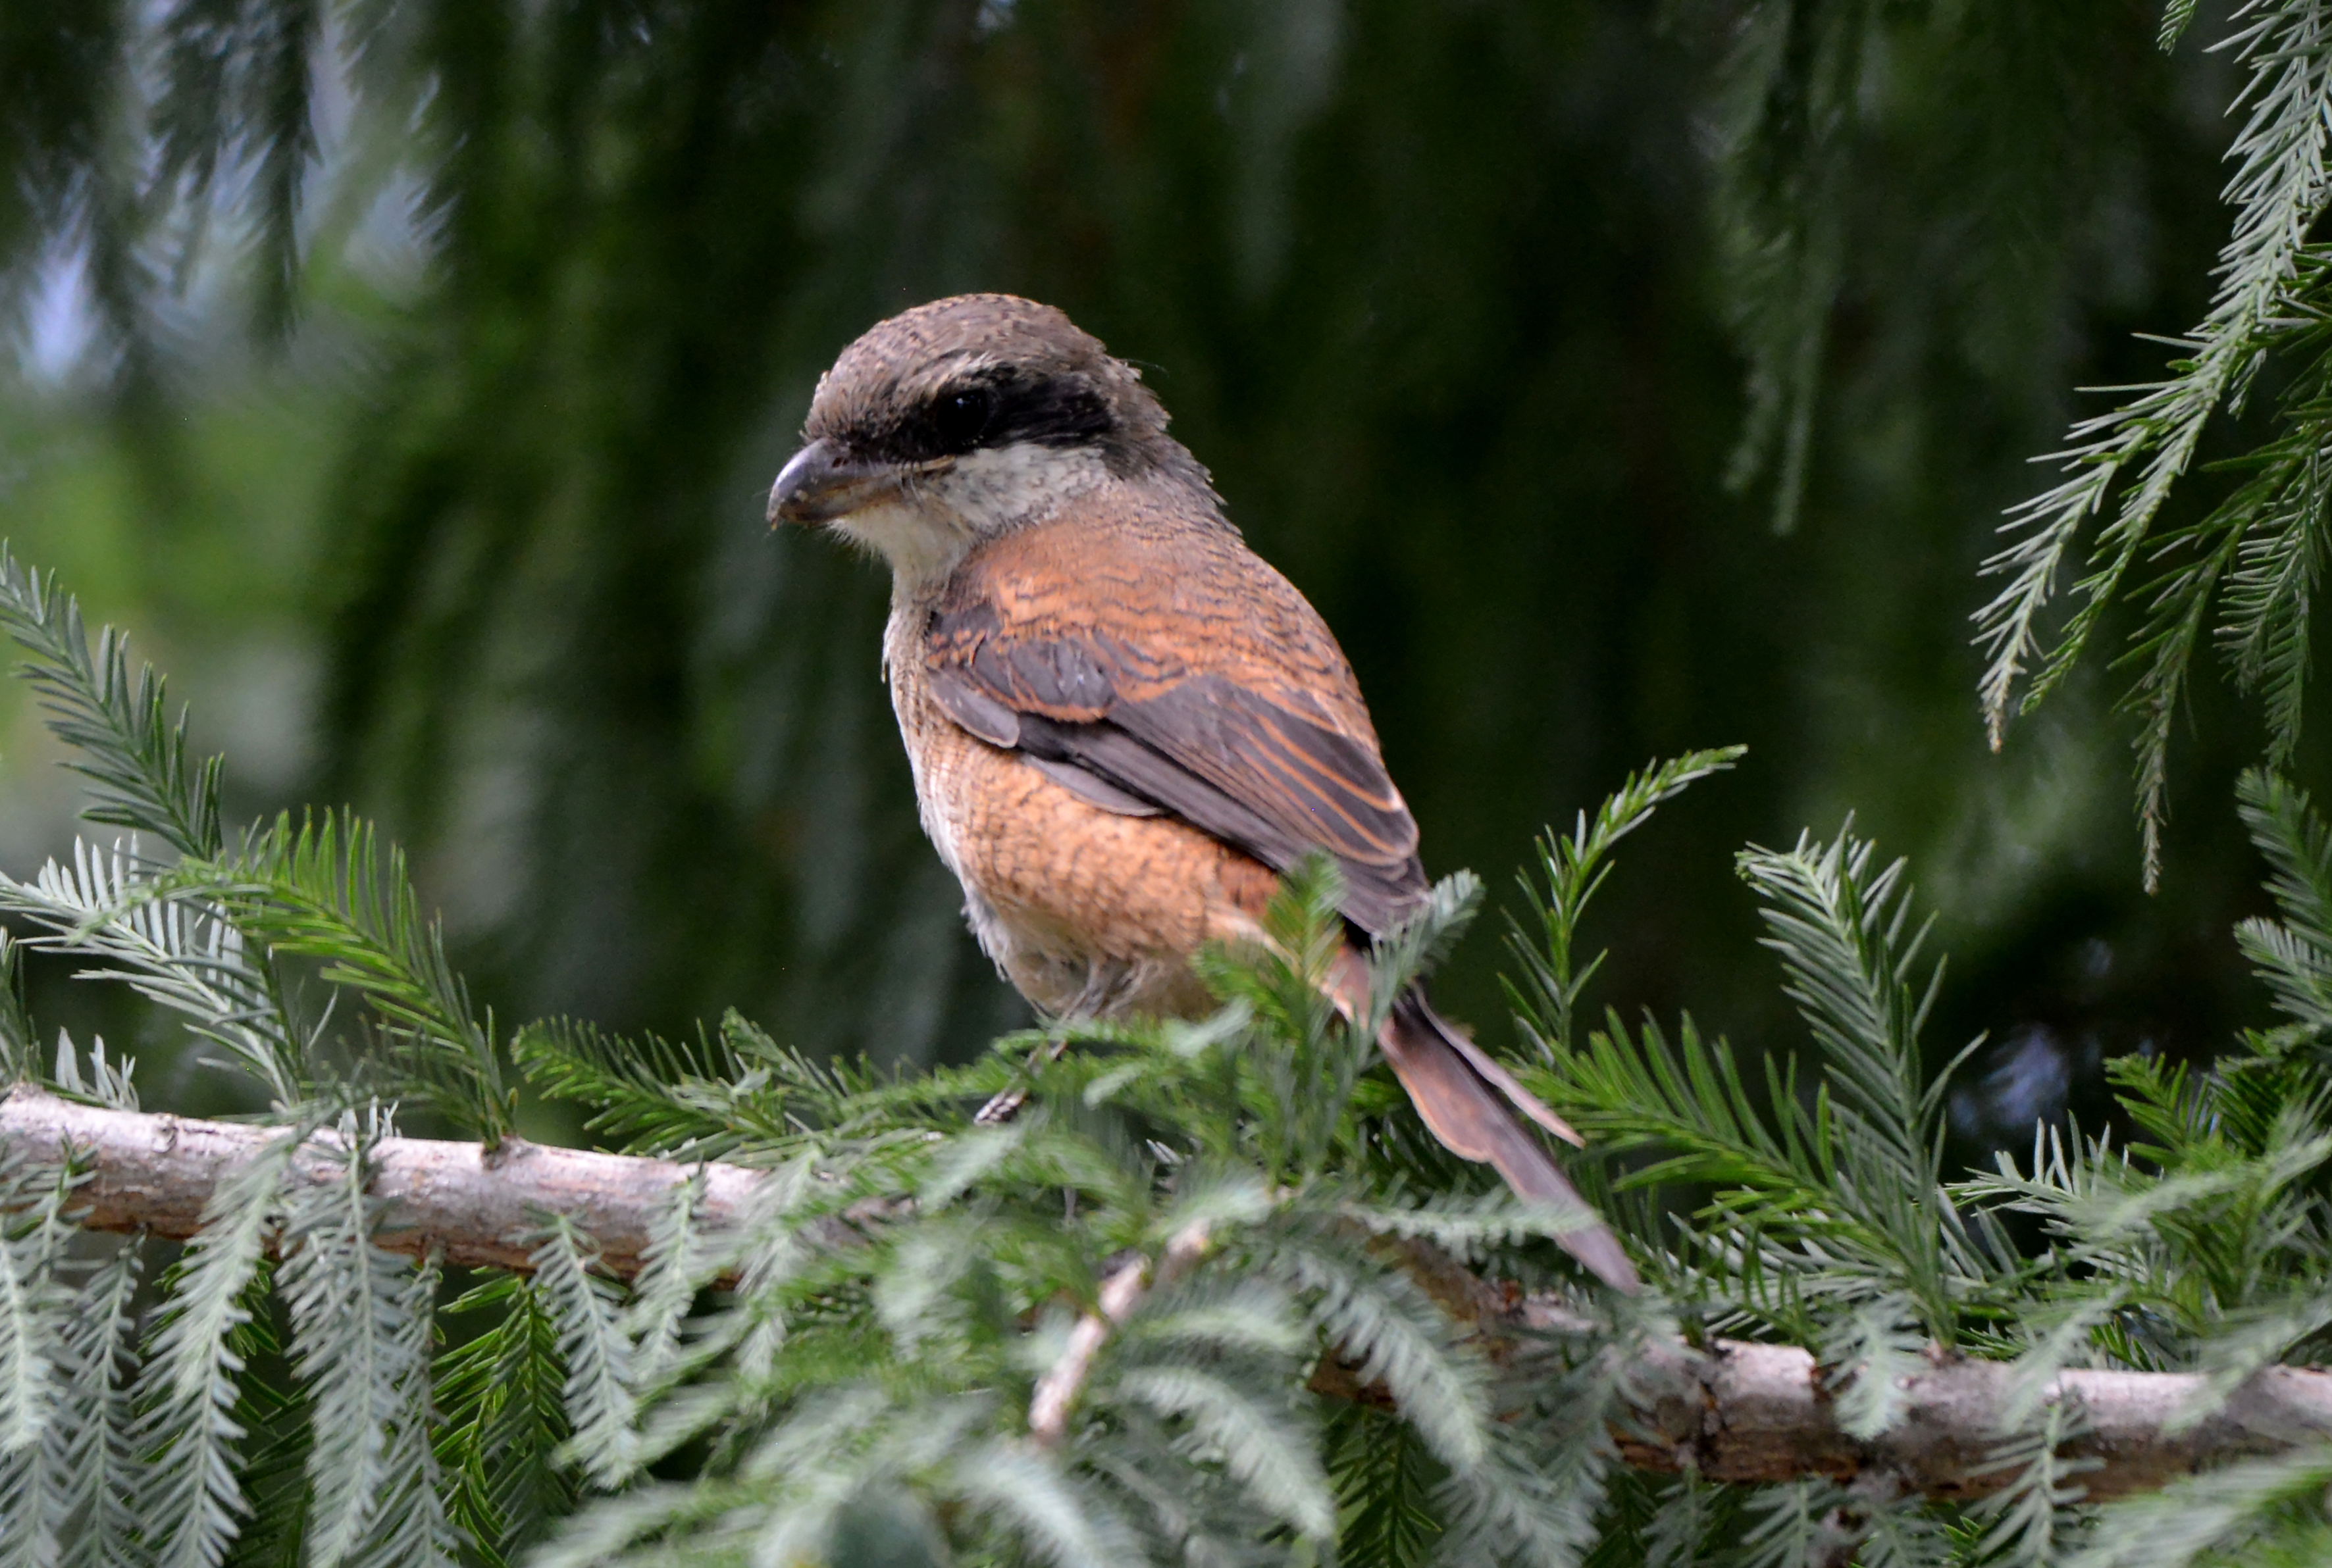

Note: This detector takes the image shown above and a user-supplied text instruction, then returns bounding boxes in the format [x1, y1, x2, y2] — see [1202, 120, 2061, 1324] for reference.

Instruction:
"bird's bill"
[766, 438, 901, 526]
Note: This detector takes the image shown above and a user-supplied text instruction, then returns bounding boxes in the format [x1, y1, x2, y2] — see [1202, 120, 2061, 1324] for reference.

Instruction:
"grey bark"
[9, 1084, 2331, 1500]
[0, 1083, 767, 1277]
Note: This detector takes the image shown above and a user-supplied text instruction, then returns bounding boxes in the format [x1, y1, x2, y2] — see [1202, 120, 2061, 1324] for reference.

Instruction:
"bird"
[767, 293, 1636, 1292]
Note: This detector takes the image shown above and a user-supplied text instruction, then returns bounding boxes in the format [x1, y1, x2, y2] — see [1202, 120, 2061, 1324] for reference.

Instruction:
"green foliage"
[164, 811, 514, 1141]
[1705, 0, 1869, 535]
[151, 0, 321, 339]
[9, 2, 2332, 1563]
[1954, 774, 2332, 1448]
[1738, 826, 1954, 1193]
[0, 565, 1669, 1562]
[0, 547, 224, 862]
[509, 1018, 763, 1160]
[1326, 1406, 1443, 1567]
[0, 1160, 76, 1563]
[137, 1136, 297, 1568]
[0, 935, 38, 1086]
[1821, 1294, 1927, 1442]
[1971, 1400, 2098, 1567]
[530, 1215, 640, 1493]
[434, 1277, 571, 1567]
[7, 559, 2332, 1559]
[278, 1112, 454, 1567]
[1505, 746, 1747, 1063]
[0, 835, 304, 1109]
[2060, 1447, 2332, 1568]
[53, 1243, 143, 1568]
[1516, 806, 2007, 1346]
[0, 555, 304, 1106]
[509, 1009, 1012, 1163]
[2233, 767, 2332, 1057]
[1968, 0, 2332, 884]
[5, 0, 2234, 1088]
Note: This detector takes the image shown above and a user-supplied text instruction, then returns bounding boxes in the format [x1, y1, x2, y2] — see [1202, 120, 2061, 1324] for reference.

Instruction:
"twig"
[1590, 1323, 2332, 1502]
[1028, 1221, 1213, 1448]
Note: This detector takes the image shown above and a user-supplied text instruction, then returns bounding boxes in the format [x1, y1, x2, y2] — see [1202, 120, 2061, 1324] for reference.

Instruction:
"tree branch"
[1595, 1326, 2332, 1502]
[0, 1084, 766, 1278]
[9, 1086, 2331, 1500]
[1337, 1236, 2332, 1502]
[1028, 1220, 1213, 1448]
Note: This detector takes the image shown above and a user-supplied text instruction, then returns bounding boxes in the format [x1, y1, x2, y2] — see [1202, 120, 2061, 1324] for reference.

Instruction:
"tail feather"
[1430, 1013, 1586, 1148]
[1378, 996, 1639, 1293]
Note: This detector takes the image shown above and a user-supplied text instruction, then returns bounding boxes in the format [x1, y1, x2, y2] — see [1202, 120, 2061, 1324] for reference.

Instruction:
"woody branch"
[7, 1084, 2330, 1500]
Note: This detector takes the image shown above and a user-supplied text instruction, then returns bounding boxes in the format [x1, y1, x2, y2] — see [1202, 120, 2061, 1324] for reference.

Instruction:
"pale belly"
[891, 672, 1272, 1020]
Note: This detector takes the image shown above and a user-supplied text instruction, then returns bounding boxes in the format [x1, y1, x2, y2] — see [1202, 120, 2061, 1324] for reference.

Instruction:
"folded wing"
[924, 587, 1430, 935]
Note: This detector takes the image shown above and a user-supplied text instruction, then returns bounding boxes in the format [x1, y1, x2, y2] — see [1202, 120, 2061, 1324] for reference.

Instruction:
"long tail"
[1376, 993, 1639, 1293]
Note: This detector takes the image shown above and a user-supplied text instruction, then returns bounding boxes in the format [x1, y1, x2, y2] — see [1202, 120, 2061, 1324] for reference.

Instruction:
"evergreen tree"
[5, 3, 2332, 1565]
[0, 0, 2262, 1088]
[1, 550, 2330, 1563]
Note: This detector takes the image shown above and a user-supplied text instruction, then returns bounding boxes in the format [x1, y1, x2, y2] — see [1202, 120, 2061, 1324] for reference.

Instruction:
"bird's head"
[767, 294, 1213, 591]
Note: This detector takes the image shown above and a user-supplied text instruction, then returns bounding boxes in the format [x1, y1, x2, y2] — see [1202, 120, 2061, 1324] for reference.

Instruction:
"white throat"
[832, 441, 1113, 601]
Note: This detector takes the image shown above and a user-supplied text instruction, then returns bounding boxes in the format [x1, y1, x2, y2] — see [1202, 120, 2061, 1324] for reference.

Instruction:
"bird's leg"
[973, 1032, 1072, 1125]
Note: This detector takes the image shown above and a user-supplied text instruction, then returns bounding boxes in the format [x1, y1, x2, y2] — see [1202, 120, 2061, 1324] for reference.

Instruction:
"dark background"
[0, 1, 2296, 1152]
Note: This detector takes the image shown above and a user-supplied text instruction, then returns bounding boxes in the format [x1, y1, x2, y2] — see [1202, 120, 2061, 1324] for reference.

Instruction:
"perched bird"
[768, 294, 1636, 1291]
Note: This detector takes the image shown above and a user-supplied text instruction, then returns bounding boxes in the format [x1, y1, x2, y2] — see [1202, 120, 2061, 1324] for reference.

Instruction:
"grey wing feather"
[1025, 755, 1162, 816]
[928, 669, 1023, 747]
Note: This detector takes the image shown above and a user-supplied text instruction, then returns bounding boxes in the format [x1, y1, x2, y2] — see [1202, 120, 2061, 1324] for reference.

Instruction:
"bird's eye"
[930, 387, 993, 454]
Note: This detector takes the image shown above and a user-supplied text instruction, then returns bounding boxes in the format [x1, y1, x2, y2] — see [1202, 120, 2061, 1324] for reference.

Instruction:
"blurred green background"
[0, 1, 2298, 1150]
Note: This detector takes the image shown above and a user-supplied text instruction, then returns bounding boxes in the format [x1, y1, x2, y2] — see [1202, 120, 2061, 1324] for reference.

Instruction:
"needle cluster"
[0, 554, 2322, 1565]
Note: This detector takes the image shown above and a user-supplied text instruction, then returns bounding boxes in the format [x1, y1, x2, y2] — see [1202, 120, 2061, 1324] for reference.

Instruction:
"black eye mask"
[860, 367, 1119, 465]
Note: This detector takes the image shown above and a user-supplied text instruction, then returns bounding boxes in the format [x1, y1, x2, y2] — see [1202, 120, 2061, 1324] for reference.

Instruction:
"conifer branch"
[12, 1086, 2332, 1503]
[1537, 1305, 2332, 1505]
[1027, 1220, 1214, 1449]
[0, 1086, 775, 1279]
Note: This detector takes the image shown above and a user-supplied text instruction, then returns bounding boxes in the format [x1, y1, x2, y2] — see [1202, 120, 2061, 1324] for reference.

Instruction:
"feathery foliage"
[1705, 0, 1871, 536]
[137, 1134, 298, 1568]
[1505, 746, 1746, 1063]
[0, 1159, 76, 1565]
[165, 812, 514, 1140]
[51, 1242, 144, 1568]
[433, 1275, 571, 1567]
[4, 0, 2332, 1560]
[529, 1215, 640, 1494]
[0, 565, 1680, 1562]
[0, 547, 224, 862]
[1961, 0, 2332, 884]
[278, 1110, 453, 1568]
[4, 495, 2332, 1558]
[1516, 809, 2009, 1348]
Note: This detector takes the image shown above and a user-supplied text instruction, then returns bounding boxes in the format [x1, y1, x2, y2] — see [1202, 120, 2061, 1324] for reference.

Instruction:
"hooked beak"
[767, 438, 896, 526]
